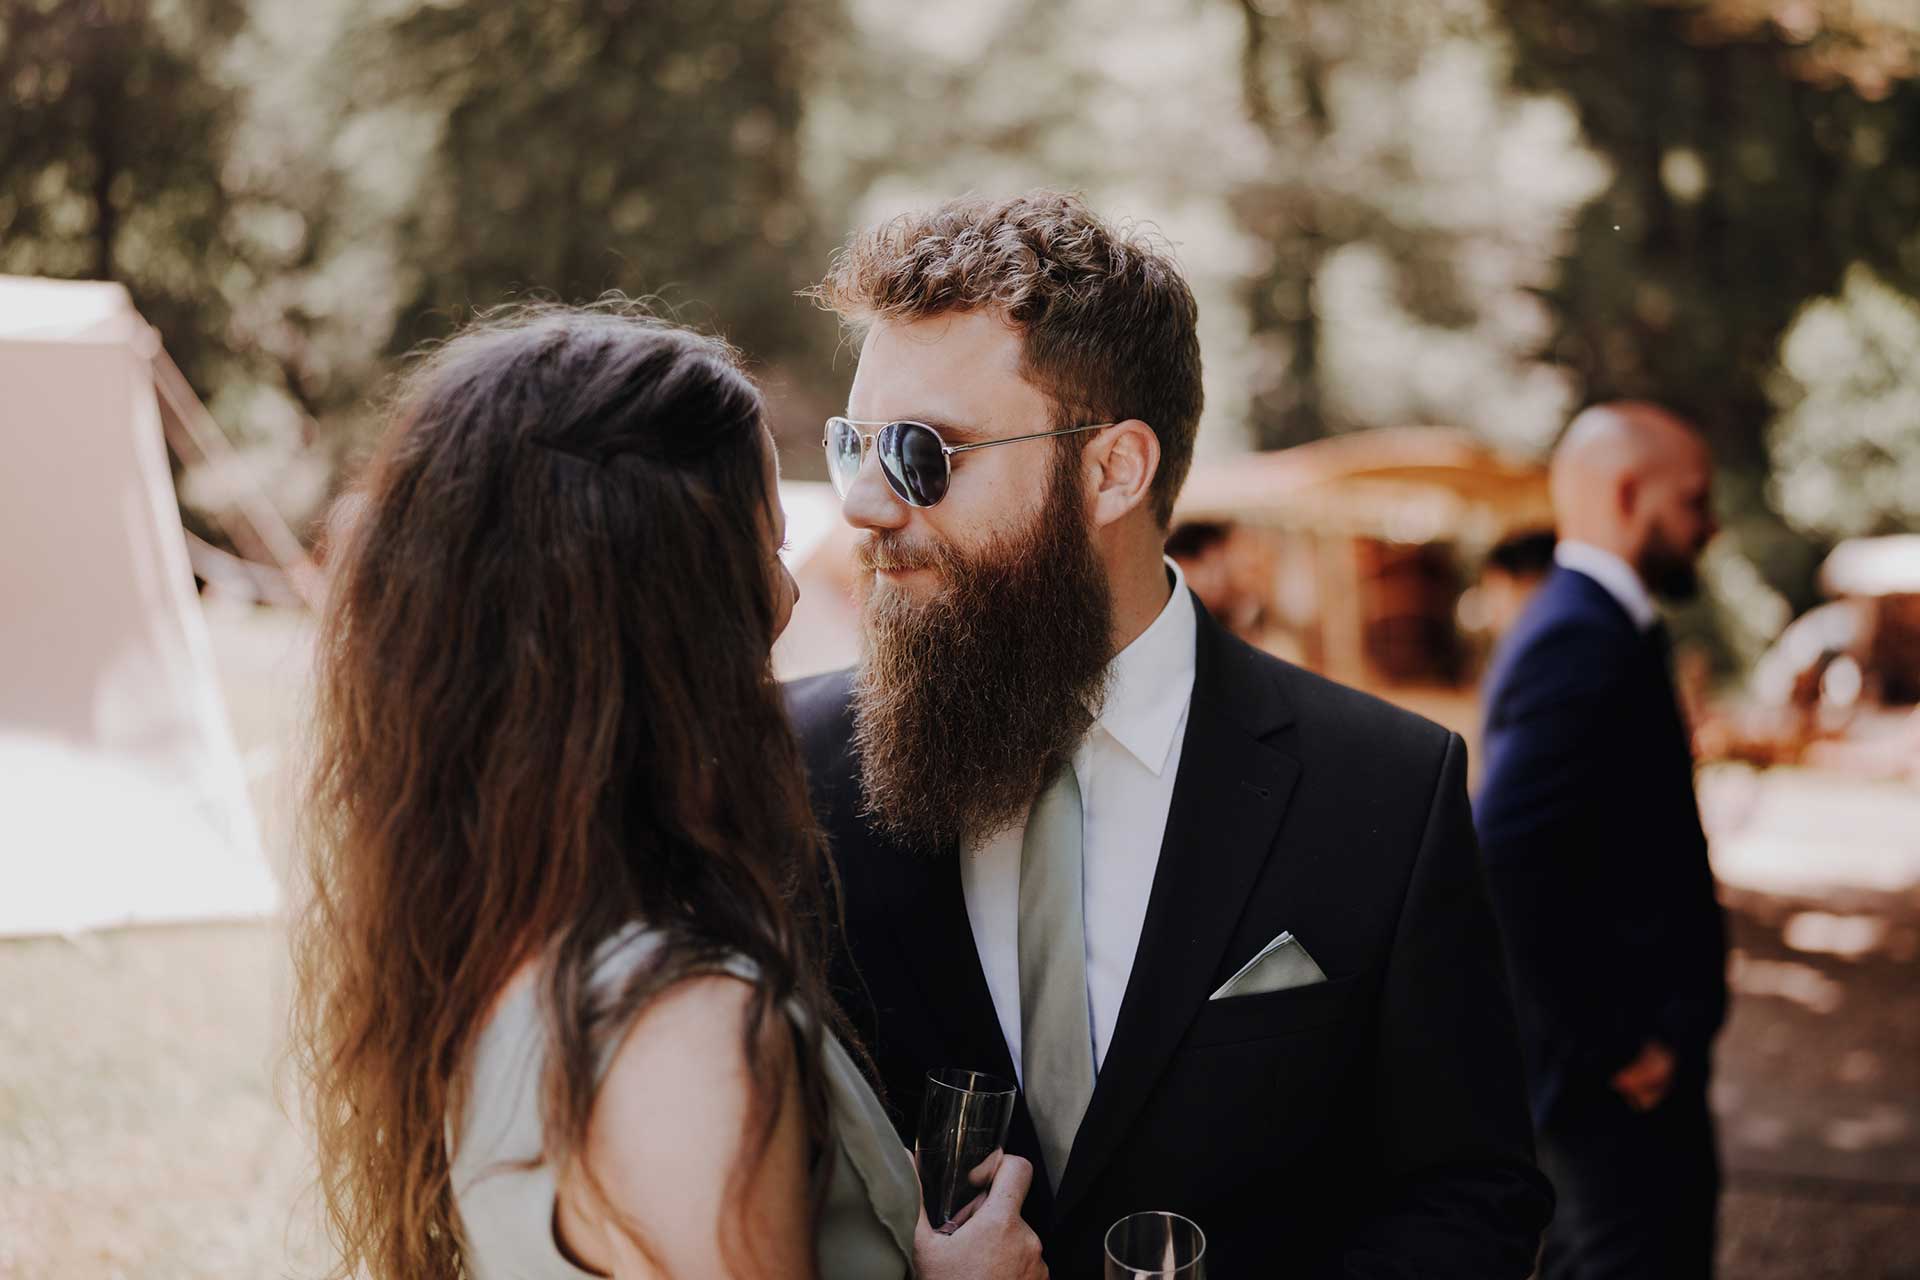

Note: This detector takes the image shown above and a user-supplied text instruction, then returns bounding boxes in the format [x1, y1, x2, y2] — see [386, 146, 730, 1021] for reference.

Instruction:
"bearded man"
[787, 191, 1551, 1279]
[1476, 403, 1730, 1279]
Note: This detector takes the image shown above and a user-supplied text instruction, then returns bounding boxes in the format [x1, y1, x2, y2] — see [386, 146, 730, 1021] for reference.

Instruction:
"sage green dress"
[451, 926, 919, 1279]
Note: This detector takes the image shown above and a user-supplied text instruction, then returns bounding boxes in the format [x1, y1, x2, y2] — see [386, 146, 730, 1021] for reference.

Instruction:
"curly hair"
[807, 190, 1204, 525]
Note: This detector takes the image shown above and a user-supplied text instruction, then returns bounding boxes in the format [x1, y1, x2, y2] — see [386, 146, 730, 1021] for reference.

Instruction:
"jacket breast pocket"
[1183, 970, 1372, 1049]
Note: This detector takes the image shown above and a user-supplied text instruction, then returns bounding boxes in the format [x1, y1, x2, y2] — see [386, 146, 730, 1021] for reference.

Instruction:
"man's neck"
[1555, 538, 1657, 631]
[1106, 546, 1176, 658]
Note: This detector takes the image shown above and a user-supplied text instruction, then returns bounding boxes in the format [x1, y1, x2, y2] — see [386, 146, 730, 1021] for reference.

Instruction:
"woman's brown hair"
[291, 303, 839, 1279]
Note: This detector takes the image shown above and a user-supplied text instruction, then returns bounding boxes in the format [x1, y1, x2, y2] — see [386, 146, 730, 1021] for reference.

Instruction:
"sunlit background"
[2, 0, 1917, 1275]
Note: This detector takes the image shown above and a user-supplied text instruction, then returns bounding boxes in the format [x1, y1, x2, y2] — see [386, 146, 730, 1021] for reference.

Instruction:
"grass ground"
[0, 922, 319, 1278]
[1713, 878, 1920, 1279]
[2, 605, 1915, 1277]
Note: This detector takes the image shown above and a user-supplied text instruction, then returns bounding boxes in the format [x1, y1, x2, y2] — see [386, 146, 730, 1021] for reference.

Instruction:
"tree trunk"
[1237, 0, 1335, 450]
[87, 20, 125, 280]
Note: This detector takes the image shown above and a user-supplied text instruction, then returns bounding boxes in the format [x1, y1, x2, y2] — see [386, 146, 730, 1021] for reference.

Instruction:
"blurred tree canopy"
[1499, 0, 1920, 457]
[1769, 263, 1920, 541]
[344, 0, 836, 383]
[804, 0, 1603, 456]
[1495, 0, 1920, 645]
[0, 0, 246, 391]
[3, 0, 1918, 671]
[1231, 0, 1606, 452]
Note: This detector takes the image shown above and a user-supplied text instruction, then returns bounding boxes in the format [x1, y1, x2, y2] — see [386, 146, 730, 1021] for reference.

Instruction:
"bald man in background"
[1476, 403, 1729, 1278]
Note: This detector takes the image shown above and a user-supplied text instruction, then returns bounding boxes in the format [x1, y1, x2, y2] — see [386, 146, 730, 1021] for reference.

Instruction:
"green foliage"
[1769, 264, 1920, 541]
[0, 0, 246, 390]
[1497, 0, 1920, 457]
[798, 0, 1274, 453]
[4, 0, 1918, 674]
[804, 0, 1607, 458]
[1494, 0, 1920, 661]
[346, 0, 837, 387]
[1232, 0, 1607, 452]
[2, 0, 841, 526]
[0, 0, 345, 529]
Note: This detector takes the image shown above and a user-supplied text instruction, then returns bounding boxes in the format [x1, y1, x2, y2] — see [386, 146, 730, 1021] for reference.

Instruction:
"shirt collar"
[1092, 557, 1199, 777]
[1554, 539, 1658, 632]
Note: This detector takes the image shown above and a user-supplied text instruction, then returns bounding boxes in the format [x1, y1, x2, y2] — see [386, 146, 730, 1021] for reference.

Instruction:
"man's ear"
[1616, 472, 1640, 522]
[1085, 419, 1160, 529]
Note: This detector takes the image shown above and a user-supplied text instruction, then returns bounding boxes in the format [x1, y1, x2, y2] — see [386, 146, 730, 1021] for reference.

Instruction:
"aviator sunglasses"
[822, 416, 1112, 508]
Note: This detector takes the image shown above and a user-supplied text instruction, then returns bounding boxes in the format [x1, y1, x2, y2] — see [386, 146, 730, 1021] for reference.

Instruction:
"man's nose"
[841, 445, 909, 533]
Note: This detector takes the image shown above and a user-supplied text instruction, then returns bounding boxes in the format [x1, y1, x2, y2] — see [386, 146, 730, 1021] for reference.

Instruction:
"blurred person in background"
[1476, 530, 1560, 639]
[293, 306, 1045, 1280]
[1476, 402, 1729, 1279]
[1168, 519, 1305, 660]
[1163, 520, 1236, 618]
[790, 191, 1550, 1278]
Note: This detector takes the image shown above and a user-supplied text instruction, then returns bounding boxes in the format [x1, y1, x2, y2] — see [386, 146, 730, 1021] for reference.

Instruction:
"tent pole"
[148, 345, 324, 611]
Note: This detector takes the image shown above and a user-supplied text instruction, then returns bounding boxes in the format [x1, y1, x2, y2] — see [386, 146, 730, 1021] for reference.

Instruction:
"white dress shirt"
[960, 558, 1198, 1085]
[1554, 539, 1658, 633]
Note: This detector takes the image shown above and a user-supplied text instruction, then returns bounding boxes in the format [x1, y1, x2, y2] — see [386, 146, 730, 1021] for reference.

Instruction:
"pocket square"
[1209, 930, 1326, 1000]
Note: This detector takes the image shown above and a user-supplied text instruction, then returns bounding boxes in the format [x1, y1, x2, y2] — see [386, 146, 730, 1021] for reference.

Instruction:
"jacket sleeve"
[1332, 732, 1553, 1278]
[1474, 625, 1649, 1081]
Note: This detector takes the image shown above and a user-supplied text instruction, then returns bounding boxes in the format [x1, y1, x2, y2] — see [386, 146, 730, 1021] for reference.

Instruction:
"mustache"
[855, 533, 953, 574]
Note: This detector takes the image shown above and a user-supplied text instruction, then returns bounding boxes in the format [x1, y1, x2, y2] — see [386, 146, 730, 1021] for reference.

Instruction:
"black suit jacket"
[787, 602, 1551, 1278]
[1475, 567, 1729, 1129]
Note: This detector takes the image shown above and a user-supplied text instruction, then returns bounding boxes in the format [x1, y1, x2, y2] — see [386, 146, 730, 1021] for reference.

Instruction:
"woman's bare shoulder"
[558, 971, 809, 1279]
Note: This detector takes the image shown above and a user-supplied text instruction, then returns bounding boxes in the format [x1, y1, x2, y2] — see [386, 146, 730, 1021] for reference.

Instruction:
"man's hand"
[913, 1153, 1048, 1280]
[1609, 1039, 1675, 1112]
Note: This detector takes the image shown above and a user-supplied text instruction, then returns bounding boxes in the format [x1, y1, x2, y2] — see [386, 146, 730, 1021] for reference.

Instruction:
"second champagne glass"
[1104, 1210, 1207, 1279]
[913, 1068, 1017, 1233]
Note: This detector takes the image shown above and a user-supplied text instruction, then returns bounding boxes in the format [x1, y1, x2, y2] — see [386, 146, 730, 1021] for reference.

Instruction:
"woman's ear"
[1085, 420, 1160, 529]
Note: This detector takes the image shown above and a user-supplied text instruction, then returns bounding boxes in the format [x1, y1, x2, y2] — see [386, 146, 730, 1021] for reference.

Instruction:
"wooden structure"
[1173, 427, 1553, 694]
[1818, 535, 1920, 706]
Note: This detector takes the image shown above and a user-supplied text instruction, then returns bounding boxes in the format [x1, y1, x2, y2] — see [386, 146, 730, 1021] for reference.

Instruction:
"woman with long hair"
[292, 306, 1044, 1280]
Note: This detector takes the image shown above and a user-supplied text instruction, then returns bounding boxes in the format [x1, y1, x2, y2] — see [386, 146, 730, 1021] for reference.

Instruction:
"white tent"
[0, 276, 278, 935]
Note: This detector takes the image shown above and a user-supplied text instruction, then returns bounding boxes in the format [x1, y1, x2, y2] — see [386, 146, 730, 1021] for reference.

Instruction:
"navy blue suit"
[1476, 565, 1728, 1278]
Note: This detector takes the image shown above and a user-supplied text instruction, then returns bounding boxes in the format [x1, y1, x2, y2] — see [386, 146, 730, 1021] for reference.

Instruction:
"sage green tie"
[1018, 764, 1094, 1192]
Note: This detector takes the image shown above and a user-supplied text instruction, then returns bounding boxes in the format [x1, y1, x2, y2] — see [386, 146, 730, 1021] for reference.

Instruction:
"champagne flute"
[913, 1068, 1017, 1233]
[1104, 1210, 1207, 1279]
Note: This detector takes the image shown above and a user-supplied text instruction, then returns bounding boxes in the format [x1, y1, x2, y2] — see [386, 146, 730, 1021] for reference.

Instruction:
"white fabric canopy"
[0, 276, 277, 935]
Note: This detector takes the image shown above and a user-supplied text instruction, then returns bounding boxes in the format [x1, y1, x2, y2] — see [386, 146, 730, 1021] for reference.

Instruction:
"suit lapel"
[1052, 605, 1300, 1225]
[866, 819, 1061, 1223]
[869, 830, 1018, 1085]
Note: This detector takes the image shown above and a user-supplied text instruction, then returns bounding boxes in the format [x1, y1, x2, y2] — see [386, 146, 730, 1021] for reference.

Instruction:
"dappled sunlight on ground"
[1702, 763, 1920, 898]
[1729, 953, 1846, 1013]
[1701, 753, 1920, 1275]
[1707, 766, 1920, 1278]
[0, 923, 326, 1278]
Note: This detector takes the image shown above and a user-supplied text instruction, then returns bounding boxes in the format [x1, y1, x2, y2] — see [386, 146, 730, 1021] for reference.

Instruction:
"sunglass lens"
[824, 418, 863, 498]
[877, 421, 949, 507]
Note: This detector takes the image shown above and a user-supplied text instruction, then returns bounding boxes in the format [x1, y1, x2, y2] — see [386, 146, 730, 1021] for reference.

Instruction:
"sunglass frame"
[821, 416, 1113, 509]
